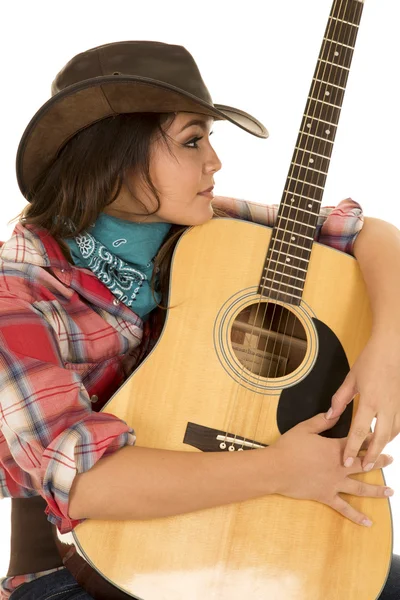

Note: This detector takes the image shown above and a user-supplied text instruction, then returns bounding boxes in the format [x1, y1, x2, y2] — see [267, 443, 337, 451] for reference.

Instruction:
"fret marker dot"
[306, 123, 311, 128]
[325, 90, 330, 96]
[308, 203, 312, 208]
[291, 198, 295, 202]
[286, 258, 291, 262]
[325, 129, 331, 135]
[291, 236, 296, 241]
[309, 158, 314, 163]
[334, 51, 339, 56]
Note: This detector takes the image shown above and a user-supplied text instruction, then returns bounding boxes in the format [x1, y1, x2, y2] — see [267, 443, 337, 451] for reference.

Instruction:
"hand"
[270, 412, 394, 527]
[326, 331, 400, 471]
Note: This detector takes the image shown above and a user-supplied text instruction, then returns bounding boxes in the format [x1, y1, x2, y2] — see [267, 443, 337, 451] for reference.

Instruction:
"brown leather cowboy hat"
[16, 40, 269, 200]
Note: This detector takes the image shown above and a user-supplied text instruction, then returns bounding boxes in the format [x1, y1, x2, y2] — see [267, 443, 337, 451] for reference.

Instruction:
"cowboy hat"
[16, 40, 269, 199]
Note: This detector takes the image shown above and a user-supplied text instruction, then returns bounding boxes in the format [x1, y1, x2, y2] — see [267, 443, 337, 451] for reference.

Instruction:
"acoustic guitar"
[65, 0, 393, 597]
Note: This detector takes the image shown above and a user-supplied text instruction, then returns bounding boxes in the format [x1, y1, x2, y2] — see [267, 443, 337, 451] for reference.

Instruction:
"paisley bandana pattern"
[75, 232, 146, 306]
[65, 214, 172, 318]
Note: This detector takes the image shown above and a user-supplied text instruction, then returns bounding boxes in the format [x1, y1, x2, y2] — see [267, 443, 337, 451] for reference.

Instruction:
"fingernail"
[362, 519, 373, 527]
[387, 455, 394, 464]
[326, 408, 334, 419]
[364, 462, 374, 472]
[344, 457, 354, 468]
[385, 488, 394, 497]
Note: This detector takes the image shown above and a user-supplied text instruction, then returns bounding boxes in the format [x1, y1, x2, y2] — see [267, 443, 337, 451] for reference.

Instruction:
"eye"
[184, 131, 214, 149]
[185, 136, 203, 149]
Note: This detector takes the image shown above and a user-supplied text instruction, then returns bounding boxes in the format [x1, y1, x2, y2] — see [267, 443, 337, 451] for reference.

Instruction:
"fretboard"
[259, 0, 365, 305]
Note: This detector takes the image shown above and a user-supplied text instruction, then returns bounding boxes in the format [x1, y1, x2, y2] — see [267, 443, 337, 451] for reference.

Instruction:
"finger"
[342, 432, 373, 453]
[359, 432, 374, 452]
[331, 494, 373, 527]
[346, 452, 394, 476]
[343, 405, 376, 467]
[340, 478, 394, 499]
[328, 372, 358, 419]
[360, 413, 394, 471]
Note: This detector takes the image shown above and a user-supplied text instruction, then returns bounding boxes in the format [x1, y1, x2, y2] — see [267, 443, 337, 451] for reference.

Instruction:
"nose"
[204, 145, 222, 174]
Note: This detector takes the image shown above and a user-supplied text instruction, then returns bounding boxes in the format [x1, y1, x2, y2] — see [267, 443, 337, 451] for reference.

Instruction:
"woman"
[0, 41, 399, 599]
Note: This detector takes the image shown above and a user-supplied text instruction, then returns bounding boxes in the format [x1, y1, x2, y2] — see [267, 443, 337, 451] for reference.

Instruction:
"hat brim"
[16, 75, 269, 199]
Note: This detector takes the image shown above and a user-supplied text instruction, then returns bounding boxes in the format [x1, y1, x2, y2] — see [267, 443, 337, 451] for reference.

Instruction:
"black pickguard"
[277, 317, 353, 439]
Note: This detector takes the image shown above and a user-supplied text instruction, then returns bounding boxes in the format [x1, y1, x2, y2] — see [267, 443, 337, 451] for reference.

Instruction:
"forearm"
[353, 216, 400, 335]
[68, 445, 279, 521]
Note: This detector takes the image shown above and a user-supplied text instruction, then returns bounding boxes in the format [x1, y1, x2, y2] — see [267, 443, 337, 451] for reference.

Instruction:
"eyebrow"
[179, 119, 213, 133]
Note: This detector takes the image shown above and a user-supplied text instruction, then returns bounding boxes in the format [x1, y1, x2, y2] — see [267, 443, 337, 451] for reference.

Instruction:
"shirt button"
[113, 299, 120, 306]
[90, 395, 98, 403]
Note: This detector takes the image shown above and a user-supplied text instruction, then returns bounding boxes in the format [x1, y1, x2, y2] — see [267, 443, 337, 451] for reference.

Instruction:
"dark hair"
[20, 112, 227, 308]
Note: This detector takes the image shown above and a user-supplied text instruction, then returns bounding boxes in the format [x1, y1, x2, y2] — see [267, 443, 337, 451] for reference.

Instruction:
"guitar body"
[72, 218, 393, 600]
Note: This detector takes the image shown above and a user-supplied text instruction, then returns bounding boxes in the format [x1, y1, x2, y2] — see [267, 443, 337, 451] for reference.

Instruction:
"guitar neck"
[259, 0, 365, 305]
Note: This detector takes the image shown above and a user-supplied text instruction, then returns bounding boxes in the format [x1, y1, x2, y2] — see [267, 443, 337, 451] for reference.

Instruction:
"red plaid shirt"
[0, 197, 364, 598]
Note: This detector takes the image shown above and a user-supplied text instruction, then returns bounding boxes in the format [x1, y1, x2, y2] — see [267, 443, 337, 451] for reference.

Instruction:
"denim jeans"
[9, 555, 400, 599]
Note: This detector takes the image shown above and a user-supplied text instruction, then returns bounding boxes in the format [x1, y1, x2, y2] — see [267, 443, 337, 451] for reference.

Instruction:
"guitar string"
[220, 0, 360, 452]
[248, 0, 351, 449]
[219, 0, 347, 451]
[251, 0, 361, 450]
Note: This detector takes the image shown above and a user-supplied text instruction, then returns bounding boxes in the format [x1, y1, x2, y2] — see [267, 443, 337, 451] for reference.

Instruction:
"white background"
[0, 0, 399, 579]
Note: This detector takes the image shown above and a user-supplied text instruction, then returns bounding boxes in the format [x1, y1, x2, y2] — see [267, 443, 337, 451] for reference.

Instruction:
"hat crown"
[51, 41, 213, 104]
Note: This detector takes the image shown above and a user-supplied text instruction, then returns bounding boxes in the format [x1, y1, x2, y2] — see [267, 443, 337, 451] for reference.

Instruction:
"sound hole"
[230, 302, 307, 378]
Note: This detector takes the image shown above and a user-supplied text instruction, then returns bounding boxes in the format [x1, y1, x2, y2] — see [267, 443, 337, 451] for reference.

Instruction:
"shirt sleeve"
[0, 296, 135, 534]
[212, 196, 364, 256]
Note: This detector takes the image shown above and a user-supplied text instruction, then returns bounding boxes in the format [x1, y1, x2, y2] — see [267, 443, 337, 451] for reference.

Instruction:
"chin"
[193, 210, 214, 226]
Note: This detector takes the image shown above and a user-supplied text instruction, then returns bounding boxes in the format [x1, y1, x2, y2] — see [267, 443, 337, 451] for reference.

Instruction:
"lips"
[200, 186, 214, 193]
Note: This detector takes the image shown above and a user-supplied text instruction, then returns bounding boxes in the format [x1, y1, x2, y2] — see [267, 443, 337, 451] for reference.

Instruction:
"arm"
[352, 216, 400, 335]
[327, 216, 400, 469]
[212, 196, 364, 255]
[0, 295, 135, 533]
[68, 444, 278, 520]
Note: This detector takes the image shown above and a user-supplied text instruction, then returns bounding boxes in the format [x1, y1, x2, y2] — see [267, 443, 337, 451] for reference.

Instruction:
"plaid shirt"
[0, 197, 364, 598]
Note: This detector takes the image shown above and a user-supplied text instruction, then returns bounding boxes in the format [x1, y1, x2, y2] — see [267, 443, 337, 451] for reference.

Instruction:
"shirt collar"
[0, 223, 141, 322]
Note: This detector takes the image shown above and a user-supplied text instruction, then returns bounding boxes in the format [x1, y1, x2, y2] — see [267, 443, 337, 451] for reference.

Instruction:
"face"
[104, 112, 222, 225]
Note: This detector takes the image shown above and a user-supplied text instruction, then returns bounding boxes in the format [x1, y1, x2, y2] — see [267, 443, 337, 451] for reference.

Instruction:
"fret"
[267, 258, 308, 273]
[318, 58, 350, 71]
[312, 78, 345, 91]
[259, 286, 303, 302]
[329, 16, 359, 28]
[269, 235, 314, 253]
[271, 238, 312, 252]
[320, 43, 354, 65]
[261, 276, 304, 293]
[290, 164, 326, 189]
[270, 251, 309, 263]
[295, 126, 337, 152]
[263, 269, 305, 283]
[298, 131, 334, 144]
[291, 161, 326, 176]
[286, 179, 324, 203]
[292, 152, 330, 174]
[295, 147, 331, 161]
[323, 37, 355, 50]
[308, 96, 342, 110]
[303, 114, 338, 128]
[277, 216, 317, 228]
[335, 0, 364, 22]
[287, 176, 325, 190]
[276, 227, 314, 241]
[284, 189, 322, 204]
[325, 19, 359, 47]
[282, 203, 321, 218]
[308, 80, 346, 108]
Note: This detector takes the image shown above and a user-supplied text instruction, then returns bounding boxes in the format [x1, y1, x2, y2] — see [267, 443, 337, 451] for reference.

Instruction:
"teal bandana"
[65, 213, 172, 319]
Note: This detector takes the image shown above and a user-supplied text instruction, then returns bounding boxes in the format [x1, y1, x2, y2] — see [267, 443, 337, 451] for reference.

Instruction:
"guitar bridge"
[183, 422, 267, 452]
